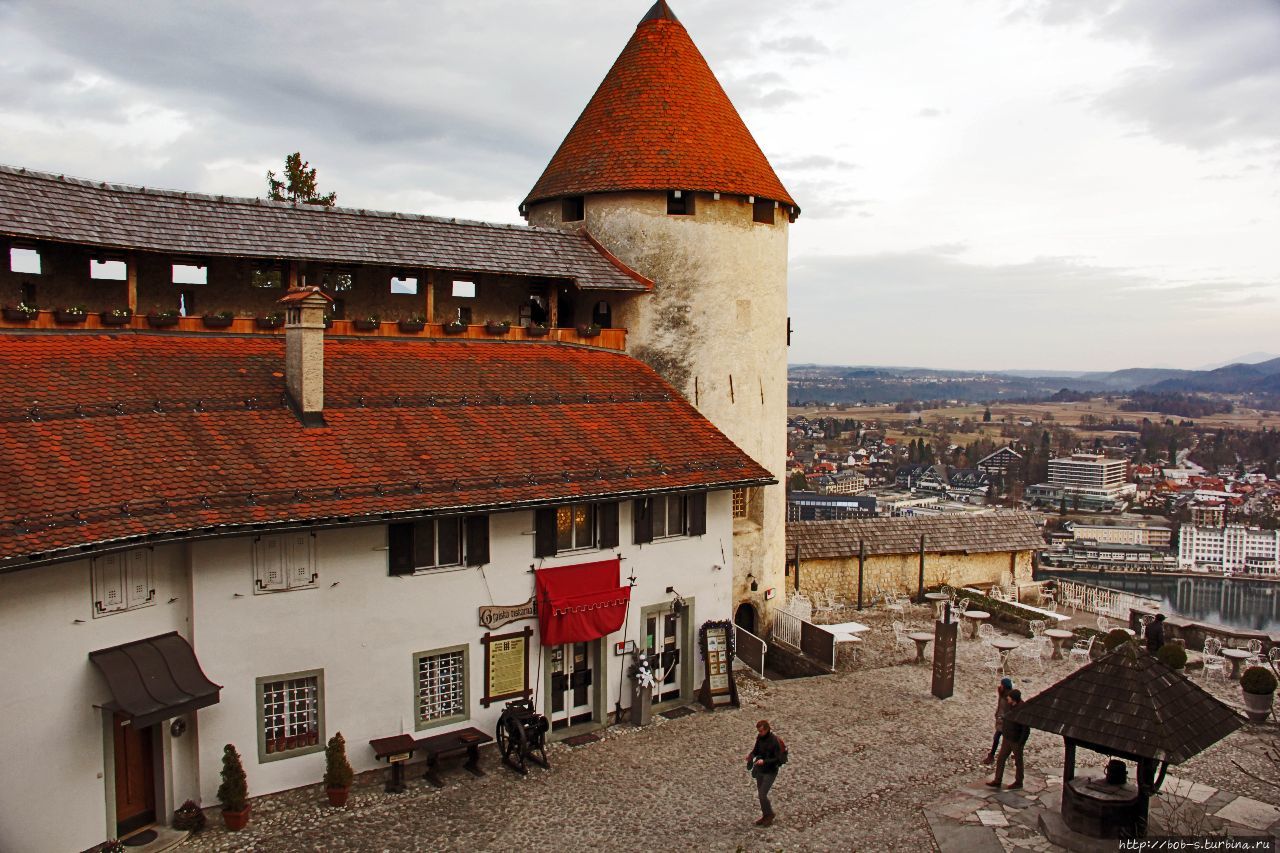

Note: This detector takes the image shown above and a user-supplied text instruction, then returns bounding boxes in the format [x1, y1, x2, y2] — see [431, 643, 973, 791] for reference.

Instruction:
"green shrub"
[323, 732, 354, 790]
[216, 744, 248, 812]
[1155, 642, 1187, 670]
[1241, 665, 1278, 695]
[1102, 628, 1133, 651]
[172, 799, 206, 832]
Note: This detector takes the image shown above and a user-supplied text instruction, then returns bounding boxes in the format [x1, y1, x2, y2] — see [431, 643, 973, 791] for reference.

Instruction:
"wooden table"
[1222, 648, 1253, 680]
[962, 610, 990, 639]
[414, 726, 494, 787]
[990, 638, 1020, 673]
[907, 631, 934, 664]
[368, 734, 417, 793]
[1044, 628, 1075, 661]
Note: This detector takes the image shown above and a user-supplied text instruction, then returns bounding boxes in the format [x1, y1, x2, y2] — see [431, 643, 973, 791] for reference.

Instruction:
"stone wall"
[794, 549, 1035, 601]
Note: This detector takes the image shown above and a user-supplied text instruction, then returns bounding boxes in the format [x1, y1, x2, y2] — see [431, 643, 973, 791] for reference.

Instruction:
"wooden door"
[113, 713, 155, 836]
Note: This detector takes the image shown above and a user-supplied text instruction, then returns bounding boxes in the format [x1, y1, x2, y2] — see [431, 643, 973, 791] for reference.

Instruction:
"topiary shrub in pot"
[1155, 642, 1187, 671]
[323, 731, 354, 807]
[1102, 628, 1134, 652]
[217, 744, 250, 830]
[1240, 665, 1276, 723]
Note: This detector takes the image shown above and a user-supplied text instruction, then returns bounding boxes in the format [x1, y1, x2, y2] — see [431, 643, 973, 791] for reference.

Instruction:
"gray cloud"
[774, 154, 859, 171]
[760, 35, 830, 56]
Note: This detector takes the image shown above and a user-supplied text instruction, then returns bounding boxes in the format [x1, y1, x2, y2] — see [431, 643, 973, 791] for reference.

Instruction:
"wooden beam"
[126, 254, 138, 313]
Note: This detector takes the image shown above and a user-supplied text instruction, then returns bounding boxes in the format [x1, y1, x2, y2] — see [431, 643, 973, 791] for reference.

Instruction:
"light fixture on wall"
[747, 573, 758, 592]
[665, 586, 687, 615]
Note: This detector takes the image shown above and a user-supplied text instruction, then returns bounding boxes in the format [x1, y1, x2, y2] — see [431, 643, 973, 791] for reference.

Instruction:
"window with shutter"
[285, 533, 317, 589]
[254, 536, 288, 591]
[633, 498, 653, 544]
[687, 492, 707, 536]
[598, 502, 620, 549]
[465, 516, 490, 566]
[125, 549, 154, 608]
[535, 507, 558, 557]
[389, 517, 476, 573]
[92, 553, 127, 615]
[388, 523, 416, 575]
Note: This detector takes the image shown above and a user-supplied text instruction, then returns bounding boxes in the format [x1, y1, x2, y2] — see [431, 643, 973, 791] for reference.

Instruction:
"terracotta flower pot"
[326, 786, 349, 807]
[222, 806, 250, 831]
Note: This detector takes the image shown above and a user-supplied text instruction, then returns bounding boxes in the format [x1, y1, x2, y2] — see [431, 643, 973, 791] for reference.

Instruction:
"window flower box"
[398, 318, 426, 333]
[147, 311, 180, 328]
[576, 323, 601, 338]
[99, 309, 133, 326]
[3, 305, 38, 322]
[524, 322, 550, 338]
[201, 312, 235, 329]
[255, 313, 284, 330]
[442, 320, 467, 335]
[353, 316, 380, 331]
[484, 320, 511, 335]
[55, 307, 89, 324]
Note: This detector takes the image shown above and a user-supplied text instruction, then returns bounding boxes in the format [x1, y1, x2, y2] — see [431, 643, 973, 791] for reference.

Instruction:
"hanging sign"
[478, 597, 537, 630]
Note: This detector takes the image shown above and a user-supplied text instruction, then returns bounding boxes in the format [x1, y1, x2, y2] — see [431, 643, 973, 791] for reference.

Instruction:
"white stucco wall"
[530, 192, 789, 626]
[0, 494, 731, 850]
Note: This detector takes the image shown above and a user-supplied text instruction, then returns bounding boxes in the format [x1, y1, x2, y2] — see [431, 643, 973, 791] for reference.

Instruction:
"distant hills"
[788, 357, 1280, 408]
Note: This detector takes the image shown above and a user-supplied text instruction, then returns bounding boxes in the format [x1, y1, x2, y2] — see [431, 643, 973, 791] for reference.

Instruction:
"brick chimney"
[278, 287, 332, 427]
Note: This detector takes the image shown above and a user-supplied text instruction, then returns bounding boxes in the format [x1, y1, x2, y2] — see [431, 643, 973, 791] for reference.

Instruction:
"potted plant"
[201, 310, 235, 329]
[323, 731, 354, 807]
[2, 303, 38, 322]
[1155, 642, 1187, 671]
[55, 305, 89, 324]
[216, 744, 250, 831]
[484, 319, 511, 335]
[172, 798, 207, 833]
[353, 314, 380, 331]
[629, 651, 657, 726]
[1240, 665, 1276, 723]
[524, 321, 550, 337]
[1101, 628, 1133, 651]
[99, 307, 133, 326]
[255, 312, 284, 330]
[576, 322, 600, 338]
[442, 318, 467, 335]
[146, 308, 180, 328]
[397, 315, 426, 333]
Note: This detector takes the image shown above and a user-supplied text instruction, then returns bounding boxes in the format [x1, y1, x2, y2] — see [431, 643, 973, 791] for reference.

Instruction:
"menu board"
[705, 626, 730, 693]
[481, 627, 532, 707]
[697, 620, 739, 710]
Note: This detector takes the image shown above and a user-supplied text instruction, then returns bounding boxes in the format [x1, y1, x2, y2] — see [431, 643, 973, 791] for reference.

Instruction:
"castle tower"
[522, 0, 798, 629]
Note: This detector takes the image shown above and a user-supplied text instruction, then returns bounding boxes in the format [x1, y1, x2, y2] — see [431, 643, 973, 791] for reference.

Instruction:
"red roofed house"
[0, 3, 794, 848]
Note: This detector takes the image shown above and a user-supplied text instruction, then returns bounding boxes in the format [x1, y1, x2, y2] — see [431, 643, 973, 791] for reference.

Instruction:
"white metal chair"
[978, 623, 996, 642]
[1097, 616, 1113, 633]
[1202, 638, 1226, 681]
[1069, 635, 1095, 666]
[1029, 619, 1046, 638]
[886, 593, 907, 616]
[989, 587, 1005, 602]
[891, 621, 916, 655]
[955, 597, 971, 617]
[1244, 639, 1264, 667]
[1011, 642, 1045, 676]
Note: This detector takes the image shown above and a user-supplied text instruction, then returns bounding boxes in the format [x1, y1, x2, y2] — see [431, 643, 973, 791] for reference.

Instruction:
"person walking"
[1145, 613, 1166, 655]
[981, 677, 1012, 765]
[746, 719, 784, 826]
[986, 689, 1029, 790]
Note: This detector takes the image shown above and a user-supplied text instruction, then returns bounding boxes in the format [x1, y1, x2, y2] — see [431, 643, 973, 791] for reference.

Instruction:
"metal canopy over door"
[113, 713, 155, 837]
[549, 641, 594, 729]
[646, 609, 683, 703]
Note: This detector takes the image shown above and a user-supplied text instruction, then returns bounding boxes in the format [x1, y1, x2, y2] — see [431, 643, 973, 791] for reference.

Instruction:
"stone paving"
[176, 606, 1280, 852]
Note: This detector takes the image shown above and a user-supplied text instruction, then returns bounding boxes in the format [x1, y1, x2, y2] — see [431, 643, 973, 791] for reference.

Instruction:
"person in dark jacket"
[1145, 613, 1166, 655]
[747, 719, 783, 826]
[986, 689, 1029, 790]
[982, 677, 1013, 764]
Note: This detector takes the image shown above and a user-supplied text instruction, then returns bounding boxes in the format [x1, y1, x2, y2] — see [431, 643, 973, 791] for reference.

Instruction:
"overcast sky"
[1, 0, 1277, 372]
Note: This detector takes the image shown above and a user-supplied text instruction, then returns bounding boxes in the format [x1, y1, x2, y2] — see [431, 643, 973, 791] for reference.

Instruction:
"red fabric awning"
[536, 558, 630, 646]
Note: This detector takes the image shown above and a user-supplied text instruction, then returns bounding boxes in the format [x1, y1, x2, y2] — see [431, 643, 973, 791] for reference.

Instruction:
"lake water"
[1036, 569, 1280, 633]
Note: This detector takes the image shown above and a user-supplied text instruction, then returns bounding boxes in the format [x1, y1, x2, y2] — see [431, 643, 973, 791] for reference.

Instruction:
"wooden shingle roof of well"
[1009, 644, 1244, 764]
[0, 165, 651, 291]
[786, 511, 1044, 559]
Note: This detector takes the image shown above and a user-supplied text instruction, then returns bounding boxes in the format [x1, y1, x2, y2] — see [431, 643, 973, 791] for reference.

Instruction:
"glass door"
[645, 609, 683, 703]
[549, 642, 594, 730]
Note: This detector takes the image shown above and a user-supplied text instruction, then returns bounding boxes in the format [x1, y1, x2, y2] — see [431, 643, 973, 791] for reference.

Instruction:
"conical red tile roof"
[523, 1, 797, 211]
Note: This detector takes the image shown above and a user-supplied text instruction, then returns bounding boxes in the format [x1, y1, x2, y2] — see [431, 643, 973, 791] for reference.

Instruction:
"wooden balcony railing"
[0, 311, 626, 351]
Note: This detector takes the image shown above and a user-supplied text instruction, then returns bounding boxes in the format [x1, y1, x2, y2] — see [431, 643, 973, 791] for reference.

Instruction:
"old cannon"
[496, 698, 550, 775]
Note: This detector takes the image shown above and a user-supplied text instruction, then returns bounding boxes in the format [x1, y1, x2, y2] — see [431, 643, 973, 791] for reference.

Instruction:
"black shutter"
[388, 522, 415, 575]
[687, 492, 707, 536]
[597, 502, 619, 549]
[437, 518, 461, 566]
[633, 498, 653, 544]
[535, 507, 558, 557]
[465, 515, 490, 566]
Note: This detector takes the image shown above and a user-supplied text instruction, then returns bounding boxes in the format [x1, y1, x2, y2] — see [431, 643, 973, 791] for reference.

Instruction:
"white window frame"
[257, 670, 324, 762]
[91, 549, 155, 617]
[90, 259, 127, 281]
[172, 263, 208, 285]
[9, 246, 41, 274]
[652, 493, 688, 539]
[555, 503, 597, 552]
[253, 532, 318, 593]
[412, 517, 464, 571]
[390, 275, 419, 294]
[413, 645, 469, 731]
[452, 280, 476, 298]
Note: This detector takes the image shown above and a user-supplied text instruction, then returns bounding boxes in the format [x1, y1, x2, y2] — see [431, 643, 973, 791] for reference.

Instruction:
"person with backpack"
[746, 719, 787, 826]
[986, 689, 1029, 790]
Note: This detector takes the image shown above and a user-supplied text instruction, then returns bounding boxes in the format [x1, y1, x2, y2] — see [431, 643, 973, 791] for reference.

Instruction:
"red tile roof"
[522, 3, 797, 211]
[0, 332, 771, 567]
[0, 165, 651, 292]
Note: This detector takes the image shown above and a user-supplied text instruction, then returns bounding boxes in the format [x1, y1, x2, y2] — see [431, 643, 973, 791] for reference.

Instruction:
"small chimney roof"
[278, 286, 333, 306]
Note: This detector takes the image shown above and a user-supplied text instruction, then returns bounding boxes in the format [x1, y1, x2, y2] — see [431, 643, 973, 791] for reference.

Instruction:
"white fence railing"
[772, 609, 802, 649]
[782, 592, 813, 622]
[735, 625, 768, 675]
[1055, 579, 1159, 620]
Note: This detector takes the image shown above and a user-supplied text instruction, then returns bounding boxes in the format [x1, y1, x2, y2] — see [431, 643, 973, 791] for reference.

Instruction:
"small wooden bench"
[368, 734, 417, 794]
[414, 726, 494, 788]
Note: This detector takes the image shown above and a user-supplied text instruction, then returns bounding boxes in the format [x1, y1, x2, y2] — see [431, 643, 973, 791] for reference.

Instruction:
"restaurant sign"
[478, 597, 537, 630]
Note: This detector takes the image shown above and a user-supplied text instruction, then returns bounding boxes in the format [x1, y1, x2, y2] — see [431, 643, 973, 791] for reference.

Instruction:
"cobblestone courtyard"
[178, 609, 1280, 852]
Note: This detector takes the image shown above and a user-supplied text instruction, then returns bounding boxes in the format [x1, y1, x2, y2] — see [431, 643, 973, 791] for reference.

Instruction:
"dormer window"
[667, 190, 693, 216]
[562, 196, 585, 222]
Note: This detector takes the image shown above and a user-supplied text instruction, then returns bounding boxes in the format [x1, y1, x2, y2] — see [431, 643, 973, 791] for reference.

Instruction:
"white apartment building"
[1047, 454, 1135, 504]
[1178, 524, 1280, 574]
[1069, 523, 1173, 549]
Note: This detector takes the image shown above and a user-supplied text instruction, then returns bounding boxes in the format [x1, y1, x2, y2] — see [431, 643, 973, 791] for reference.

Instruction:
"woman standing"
[981, 678, 1012, 765]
